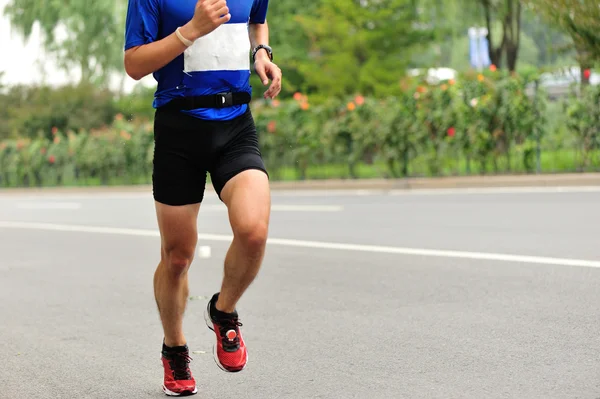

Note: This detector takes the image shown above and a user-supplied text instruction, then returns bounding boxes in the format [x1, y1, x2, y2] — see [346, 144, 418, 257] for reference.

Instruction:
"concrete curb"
[0, 173, 599, 195]
[268, 173, 600, 191]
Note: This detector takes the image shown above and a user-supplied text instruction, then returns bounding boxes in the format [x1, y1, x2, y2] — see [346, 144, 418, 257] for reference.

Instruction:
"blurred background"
[0, 0, 599, 187]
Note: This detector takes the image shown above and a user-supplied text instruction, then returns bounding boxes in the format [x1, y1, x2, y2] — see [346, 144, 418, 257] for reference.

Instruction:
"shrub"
[0, 72, 597, 188]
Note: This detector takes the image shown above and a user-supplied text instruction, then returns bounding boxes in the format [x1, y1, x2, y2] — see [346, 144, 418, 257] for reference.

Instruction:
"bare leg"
[215, 169, 271, 313]
[154, 202, 200, 347]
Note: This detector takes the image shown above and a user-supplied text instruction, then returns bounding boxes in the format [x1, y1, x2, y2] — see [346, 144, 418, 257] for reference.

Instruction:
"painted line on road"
[275, 186, 600, 197]
[2, 185, 600, 200]
[388, 186, 600, 196]
[16, 202, 82, 210]
[1, 220, 599, 269]
[201, 204, 343, 212]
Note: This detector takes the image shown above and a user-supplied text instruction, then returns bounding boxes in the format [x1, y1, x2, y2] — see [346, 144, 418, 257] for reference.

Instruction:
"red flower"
[267, 120, 276, 133]
[447, 127, 456, 137]
[51, 127, 58, 136]
[583, 69, 591, 80]
[354, 95, 365, 106]
[293, 92, 303, 101]
[48, 155, 56, 164]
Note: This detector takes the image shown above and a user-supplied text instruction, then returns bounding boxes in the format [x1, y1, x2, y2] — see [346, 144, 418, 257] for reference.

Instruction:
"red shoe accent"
[204, 302, 248, 372]
[161, 349, 197, 396]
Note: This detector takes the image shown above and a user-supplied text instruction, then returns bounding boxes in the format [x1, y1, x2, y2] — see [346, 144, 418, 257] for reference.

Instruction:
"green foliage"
[0, 83, 118, 141]
[0, 118, 154, 188]
[295, 0, 435, 97]
[3, 0, 125, 85]
[525, 0, 600, 67]
[565, 84, 600, 168]
[2, 72, 598, 188]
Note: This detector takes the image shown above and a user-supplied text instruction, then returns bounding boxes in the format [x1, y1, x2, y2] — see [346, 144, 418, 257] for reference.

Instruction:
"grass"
[1, 149, 598, 189]
[268, 148, 599, 182]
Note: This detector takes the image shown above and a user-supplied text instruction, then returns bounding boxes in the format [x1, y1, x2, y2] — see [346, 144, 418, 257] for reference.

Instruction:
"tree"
[296, 0, 436, 98]
[260, 0, 321, 97]
[415, 0, 524, 72]
[480, 0, 522, 72]
[3, 0, 125, 87]
[412, 0, 484, 68]
[525, 0, 600, 83]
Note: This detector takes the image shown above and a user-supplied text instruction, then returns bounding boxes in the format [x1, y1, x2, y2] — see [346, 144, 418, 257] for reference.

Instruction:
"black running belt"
[161, 92, 252, 110]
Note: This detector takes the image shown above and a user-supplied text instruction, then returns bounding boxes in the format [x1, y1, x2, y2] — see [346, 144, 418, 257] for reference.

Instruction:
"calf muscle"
[154, 202, 200, 348]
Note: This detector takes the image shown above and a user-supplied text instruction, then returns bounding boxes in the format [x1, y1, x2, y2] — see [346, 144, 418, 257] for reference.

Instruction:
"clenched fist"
[188, 0, 231, 39]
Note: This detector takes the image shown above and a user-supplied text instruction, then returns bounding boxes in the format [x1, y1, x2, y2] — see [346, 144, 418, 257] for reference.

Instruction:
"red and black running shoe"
[204, 293, 248, 372]
[161, 343, 197, 396]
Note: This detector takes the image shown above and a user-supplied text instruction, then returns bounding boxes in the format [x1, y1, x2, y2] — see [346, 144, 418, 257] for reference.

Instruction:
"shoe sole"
[162, 385, 198, 397]
[204, 304, 247, 373]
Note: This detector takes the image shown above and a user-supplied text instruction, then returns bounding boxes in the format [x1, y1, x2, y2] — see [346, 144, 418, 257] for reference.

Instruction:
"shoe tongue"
[212, 306, 238, 321]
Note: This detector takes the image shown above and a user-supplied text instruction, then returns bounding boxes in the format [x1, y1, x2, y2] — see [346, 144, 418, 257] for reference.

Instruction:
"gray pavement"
[1, 187, 600, 398]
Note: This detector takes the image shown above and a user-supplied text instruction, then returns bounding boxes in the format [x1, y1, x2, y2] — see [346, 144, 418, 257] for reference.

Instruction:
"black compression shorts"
[152, 107, 268, 206]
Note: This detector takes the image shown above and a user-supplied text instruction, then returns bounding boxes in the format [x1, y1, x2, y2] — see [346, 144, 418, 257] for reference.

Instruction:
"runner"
[124, 0, 281, 395]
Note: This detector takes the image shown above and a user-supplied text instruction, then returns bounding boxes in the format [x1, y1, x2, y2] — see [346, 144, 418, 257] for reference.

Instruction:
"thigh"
[156, 201, 200, 258]
[209, 110, 269, 200]
[220, 169, 271, 237]
[153, 109, 208, 206]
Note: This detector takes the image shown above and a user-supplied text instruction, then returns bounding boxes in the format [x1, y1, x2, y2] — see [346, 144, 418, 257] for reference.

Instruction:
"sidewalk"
[1, 173, 599, 195]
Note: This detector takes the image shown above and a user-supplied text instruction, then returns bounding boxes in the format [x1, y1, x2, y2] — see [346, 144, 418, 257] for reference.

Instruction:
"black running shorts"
[152, 107, 268, 206]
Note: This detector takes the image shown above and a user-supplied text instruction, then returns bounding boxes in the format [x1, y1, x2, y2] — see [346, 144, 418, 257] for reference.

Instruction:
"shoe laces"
[217, 317, 243, 351]
[167, 351, 193, 380]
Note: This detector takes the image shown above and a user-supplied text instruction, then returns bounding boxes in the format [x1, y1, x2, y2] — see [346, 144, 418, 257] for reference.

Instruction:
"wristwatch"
[252, 44, 273, 62]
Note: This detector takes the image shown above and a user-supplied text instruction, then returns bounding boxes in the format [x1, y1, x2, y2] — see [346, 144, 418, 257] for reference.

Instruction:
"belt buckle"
[216, 92, 233, 108]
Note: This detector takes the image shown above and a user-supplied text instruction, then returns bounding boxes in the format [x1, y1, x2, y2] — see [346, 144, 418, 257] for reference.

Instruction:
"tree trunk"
[505, 0, 522, 72]
[482, 0, 506, 68]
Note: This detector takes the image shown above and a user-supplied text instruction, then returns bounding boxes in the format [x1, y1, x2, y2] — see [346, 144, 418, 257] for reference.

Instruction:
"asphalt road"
[1, 186, 599, 399]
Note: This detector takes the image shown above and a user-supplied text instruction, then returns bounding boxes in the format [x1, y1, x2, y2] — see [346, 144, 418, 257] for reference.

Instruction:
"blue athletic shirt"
[124, 0, 269, 121]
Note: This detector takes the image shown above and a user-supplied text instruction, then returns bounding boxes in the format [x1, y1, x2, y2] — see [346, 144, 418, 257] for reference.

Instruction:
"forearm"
[124, 23, 200, 81]
[249, 21, 270, 61]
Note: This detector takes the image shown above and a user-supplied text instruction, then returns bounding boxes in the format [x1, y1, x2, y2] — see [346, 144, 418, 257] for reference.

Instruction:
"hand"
[186, 0, 231, 40]
[254, 56, 282, 99]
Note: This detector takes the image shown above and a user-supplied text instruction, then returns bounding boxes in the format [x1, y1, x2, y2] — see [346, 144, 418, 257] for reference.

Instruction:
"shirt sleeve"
[124, 0, 161, 50]
[249, 0, 269, 24]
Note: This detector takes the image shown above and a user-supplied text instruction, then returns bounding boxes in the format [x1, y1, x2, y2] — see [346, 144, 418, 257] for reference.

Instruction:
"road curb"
[0, 173, 599, 195]
[268, 173, 600, 191]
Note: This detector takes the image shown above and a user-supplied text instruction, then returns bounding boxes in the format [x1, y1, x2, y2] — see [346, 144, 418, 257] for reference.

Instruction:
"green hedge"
[0, 71, 599, 188]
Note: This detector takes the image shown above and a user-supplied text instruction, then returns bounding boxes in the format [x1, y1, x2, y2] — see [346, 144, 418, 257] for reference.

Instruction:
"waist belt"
[162, 92, 252, 110]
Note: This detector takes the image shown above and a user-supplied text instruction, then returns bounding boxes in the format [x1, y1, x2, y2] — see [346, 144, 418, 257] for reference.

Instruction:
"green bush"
[565, 84, 600, 170]
[0, 71, 598, 188]
[0, 83, 118, 141]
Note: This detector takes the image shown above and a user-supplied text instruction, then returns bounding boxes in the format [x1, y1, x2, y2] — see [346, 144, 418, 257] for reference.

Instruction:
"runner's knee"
[163, 245, 195, 276]
[234, 219, 268, 254]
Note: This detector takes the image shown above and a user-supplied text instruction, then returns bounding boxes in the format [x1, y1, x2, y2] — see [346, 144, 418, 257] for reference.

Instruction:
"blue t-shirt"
[124, 0, 269, 121]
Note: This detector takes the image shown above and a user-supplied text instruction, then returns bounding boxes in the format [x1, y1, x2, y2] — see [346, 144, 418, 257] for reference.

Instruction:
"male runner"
[124, 0, 281, 395]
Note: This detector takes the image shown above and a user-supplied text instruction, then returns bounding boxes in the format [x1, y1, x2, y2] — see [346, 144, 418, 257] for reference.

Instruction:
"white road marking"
[16, 202, 82, 210]
[0, 220, 599, 269]
[271, 205, 343, 212]
[274, 186, 600, 197]
[201, 204, 343, 212]
[1, 185, 600, 200]
[388, 186, 600, 196]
